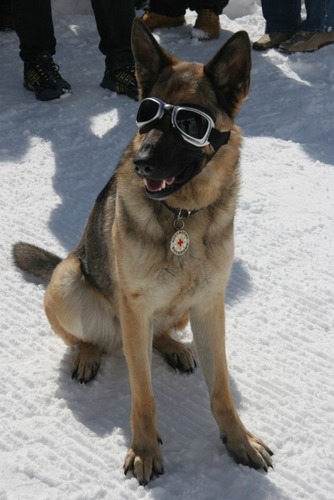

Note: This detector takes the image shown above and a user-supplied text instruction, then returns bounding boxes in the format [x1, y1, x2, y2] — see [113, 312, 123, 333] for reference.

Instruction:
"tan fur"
[12, 20, 272, 485]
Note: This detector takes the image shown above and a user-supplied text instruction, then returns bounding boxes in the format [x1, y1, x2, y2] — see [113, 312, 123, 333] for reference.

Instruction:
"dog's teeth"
[144, 178, 168, 192]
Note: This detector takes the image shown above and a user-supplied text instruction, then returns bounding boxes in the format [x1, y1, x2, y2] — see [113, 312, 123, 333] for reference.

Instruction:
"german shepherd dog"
[13, 18, 273, 485]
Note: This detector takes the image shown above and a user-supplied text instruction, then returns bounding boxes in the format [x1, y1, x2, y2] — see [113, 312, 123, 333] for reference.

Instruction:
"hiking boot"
[253, 32, 295, 51]
[24, 54, 72, 101]
[100, 65, 138, 100]
[192, 9, 220, 40]
[141, 11, 185, 30]
[279, 30, 334, 53]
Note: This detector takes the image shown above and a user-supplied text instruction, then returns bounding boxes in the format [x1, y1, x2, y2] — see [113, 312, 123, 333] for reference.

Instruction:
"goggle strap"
[209, 129, 231, 152]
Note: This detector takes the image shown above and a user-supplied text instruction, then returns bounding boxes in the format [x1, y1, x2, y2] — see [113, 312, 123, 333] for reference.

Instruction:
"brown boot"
[192, 9, 220, 40]
[253, 32, 295, 51]
[141, 11, 185, 31]
[279, 30, 334, 53]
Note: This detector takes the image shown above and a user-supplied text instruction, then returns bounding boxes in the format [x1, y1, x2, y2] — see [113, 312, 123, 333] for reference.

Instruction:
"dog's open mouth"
[144, 176, 186, 200]
[144, 177, 176, 193]
[142, 161, 204, 200]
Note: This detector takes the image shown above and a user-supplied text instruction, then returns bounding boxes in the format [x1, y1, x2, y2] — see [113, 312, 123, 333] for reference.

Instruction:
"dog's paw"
[163, 348, 196, 373]
[71, 343, 101, 383]
[154, 333, 196, 373]
[223, 430, 273, 472]
[124, 439, 164, 485]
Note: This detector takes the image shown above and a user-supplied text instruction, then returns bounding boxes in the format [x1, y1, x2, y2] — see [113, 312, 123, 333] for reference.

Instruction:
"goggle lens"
[175, 109, 209, 140]
[136, 99, 161, 124]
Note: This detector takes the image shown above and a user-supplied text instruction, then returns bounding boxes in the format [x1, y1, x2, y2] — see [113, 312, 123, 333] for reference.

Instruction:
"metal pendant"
[170, 210, 190, 255]
[170, 229, 190, 256]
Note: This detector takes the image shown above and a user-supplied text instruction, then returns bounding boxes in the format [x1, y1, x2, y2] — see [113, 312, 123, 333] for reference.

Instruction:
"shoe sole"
[100, 81, 138, 100]
[253, 43, 279, 51]
[24, 81, 72, 101]
[279, 39, 334, 53]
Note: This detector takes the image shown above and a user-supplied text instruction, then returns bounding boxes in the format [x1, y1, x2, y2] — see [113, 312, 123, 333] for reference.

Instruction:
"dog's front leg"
[190, 294, 273, 471]
[120, 295, 163, 485]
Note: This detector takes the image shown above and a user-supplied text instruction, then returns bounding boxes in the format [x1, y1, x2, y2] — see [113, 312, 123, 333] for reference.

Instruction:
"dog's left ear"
[204, 31, 251, 117]
[131, 18, 178, 98]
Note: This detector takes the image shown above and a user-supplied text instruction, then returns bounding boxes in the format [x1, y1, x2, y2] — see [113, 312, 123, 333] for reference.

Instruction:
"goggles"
[136, 97, 230, 151]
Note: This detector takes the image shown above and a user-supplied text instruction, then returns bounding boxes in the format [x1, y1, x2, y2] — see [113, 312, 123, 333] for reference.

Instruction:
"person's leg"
[12, 0, 71, 101]
[253, 0, 300, 50]
[325, 0, 334, 28]
[189, 0, 229, 16]
[279, 0, 334, 52]
[262, 0, 301, 32]
[91, 0, 138, 99]
[0, 0, 14, 30]
[91, 0, 135, 69]
[12, 0, 56, 61]
[0, 0, 12, 16]
[148, 0, 187, 17]
[301, 0, 333, 31]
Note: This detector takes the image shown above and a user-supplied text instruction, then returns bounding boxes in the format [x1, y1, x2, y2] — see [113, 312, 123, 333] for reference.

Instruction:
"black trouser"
[0, 0, 12, 16]
[12, 0, 135, 69]
[91, 0, 135, 69]
[148, 0, 229, 17]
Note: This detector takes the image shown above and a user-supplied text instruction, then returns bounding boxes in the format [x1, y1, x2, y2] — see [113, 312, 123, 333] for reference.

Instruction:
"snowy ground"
[1, 1, 334, 499]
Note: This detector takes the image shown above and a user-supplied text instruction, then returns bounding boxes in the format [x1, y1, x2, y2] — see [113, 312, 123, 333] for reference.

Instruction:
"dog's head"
[131, 18, 251, 201]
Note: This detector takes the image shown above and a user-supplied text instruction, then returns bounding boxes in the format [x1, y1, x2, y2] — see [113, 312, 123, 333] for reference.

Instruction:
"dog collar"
[162, 202, 200, 218]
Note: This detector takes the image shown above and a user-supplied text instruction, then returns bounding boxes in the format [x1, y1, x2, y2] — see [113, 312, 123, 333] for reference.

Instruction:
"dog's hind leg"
[45, 284, 102, 383]
[43, 255, 116, 383]
[153, 314, 196, 373]
[71, 343, 101, 383]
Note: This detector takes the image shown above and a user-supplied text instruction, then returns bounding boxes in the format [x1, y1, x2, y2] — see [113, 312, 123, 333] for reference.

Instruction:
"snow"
[1, 1, 334, 498]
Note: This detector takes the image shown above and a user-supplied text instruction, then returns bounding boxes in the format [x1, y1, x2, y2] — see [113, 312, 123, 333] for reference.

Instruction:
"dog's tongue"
[145, 177, 175, 192]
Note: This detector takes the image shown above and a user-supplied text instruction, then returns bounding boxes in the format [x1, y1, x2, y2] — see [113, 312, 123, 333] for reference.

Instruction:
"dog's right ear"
[131, 18, 177, 98]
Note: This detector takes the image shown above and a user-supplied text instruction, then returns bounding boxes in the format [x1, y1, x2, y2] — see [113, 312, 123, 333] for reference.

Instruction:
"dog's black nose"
[133, 160, 153, 177]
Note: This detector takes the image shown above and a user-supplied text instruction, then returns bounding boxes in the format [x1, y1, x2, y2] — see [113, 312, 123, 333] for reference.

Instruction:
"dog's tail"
[12, 242, 62, 283]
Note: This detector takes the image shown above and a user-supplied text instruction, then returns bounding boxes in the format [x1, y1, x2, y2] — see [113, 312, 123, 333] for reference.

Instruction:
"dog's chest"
[118, 199, 233, 312]
[152, 230, 225, 311]
[149, 256, 204, 314]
